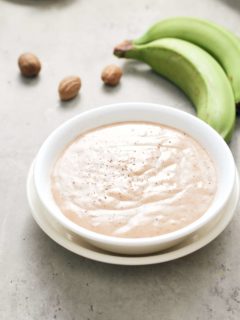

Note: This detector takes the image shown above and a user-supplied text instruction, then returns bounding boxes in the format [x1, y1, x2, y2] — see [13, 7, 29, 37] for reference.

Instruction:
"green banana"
[114, 38, 235, 142]
[133, 17, 240, 103]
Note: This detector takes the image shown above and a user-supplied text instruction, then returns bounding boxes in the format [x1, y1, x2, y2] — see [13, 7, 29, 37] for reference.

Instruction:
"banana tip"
[114, 40, 133, 57]
[237, 102, 240, 115]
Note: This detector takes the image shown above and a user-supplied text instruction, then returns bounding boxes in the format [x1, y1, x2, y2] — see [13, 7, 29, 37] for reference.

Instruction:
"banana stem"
[114, 40, 133, 57]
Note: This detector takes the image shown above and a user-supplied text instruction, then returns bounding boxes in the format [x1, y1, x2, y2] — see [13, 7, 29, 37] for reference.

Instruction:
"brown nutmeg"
[58, 76, 81, 101]
[18, 53, 41, 77]
[101, 64, 122, 86]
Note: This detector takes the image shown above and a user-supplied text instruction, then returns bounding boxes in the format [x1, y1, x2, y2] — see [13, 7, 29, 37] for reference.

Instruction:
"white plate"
[27, 164, 239, 266]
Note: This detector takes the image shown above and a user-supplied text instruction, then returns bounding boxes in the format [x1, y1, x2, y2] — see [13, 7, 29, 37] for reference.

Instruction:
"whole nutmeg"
[101, 64, 122, 86]
[58, 76, 81, 101]
[18, 53, 41, 77]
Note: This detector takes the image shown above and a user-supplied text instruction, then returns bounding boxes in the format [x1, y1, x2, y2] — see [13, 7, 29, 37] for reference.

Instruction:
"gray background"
[1, 0, 240, 319]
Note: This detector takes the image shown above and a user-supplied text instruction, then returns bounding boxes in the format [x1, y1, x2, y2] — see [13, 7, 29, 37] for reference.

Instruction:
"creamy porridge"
[51, 122, 217, 238]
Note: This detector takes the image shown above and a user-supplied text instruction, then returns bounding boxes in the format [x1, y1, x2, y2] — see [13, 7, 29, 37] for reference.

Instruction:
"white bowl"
[33, 102, 237, 255]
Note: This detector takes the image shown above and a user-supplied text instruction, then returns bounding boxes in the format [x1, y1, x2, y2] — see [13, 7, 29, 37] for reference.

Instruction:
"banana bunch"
[113, 17, 239, 142]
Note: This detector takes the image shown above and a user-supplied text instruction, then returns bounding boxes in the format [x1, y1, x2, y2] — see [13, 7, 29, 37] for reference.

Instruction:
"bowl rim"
[33, 102, 236, 247]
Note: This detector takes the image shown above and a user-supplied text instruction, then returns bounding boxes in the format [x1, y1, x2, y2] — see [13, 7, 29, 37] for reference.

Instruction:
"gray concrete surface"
[1, 0, 240, 319]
